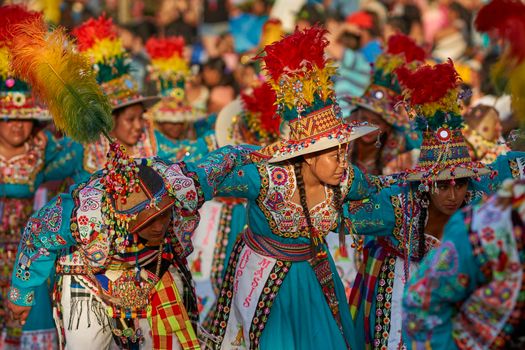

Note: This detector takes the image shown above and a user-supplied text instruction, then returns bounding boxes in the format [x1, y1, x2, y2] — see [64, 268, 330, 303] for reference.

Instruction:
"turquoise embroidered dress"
[181, 145, 383, 349]
[402, 179, 525, 350]
[0, 129, 77, 348]
[348, 152, 525, 350]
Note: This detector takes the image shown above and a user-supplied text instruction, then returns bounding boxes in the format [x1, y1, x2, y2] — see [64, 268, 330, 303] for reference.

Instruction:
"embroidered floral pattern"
[256, 164, 349, 238]
[0, 132, 46, 189]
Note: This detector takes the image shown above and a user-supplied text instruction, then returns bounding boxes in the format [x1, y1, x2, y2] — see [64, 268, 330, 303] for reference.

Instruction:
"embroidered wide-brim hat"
[1, 88, 51, 121]
[253, 26, 378, 163]
[347, 34, 427, 131]
[396, 60, 493, 185]
[145, 95, 195, 124]
[102, 75, 160, 111]
[347, 84, 408, 129]
[257, 105, 377, 163]
[405, 129, 491, 182]
[1, 23, 50, 121]
[216, 97, 243, 147]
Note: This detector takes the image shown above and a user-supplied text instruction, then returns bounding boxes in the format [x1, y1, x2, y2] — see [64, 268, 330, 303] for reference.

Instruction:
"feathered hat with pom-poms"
[0, 5, 49, 121]
[396, 60, 492, 187]
[349, 34, 426, 128]
[254, 26, 377, 163]
[215, 82, 281, 147]
[475, 0, 525, 142]
[143, 36, 194, 124]
[72, 15, 159, 111]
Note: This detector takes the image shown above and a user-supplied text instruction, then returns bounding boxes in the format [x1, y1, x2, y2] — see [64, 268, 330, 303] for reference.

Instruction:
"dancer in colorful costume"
[178, 26, 382, 349]
[403, 178, 525, 350]
[6, 15, 201, 349]
[347, 34, 424, 176]
[330, 34, 427, 299]
[188, 82, 281, 321]
[144, 35, 211, 147]
[0, 6, 82, 349]
[348, 60, 525, 350]
[403, 1, 525, 348]
[66, 16, 216, 182]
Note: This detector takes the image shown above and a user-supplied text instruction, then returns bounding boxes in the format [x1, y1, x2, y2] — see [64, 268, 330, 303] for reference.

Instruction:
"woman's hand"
[7, 301, 31, 325]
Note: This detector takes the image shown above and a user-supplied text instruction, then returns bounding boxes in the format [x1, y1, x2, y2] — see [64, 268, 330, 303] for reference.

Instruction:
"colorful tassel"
[8, 14, 113, 142]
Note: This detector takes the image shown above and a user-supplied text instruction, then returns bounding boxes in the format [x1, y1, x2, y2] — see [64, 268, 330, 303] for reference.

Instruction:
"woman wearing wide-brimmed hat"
[178, 26, 383, 349]
[348, 60, 525, 350]
[63, 16, 217, 182]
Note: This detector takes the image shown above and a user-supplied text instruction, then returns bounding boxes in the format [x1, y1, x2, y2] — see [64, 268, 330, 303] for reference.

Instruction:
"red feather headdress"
[241, 82, 279, 135]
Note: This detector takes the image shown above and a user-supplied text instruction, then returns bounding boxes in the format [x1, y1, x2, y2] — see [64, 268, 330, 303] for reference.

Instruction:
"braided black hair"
[293, 161, 315, 246]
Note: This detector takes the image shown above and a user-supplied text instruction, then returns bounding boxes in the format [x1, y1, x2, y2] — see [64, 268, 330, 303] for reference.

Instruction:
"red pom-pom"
[145, 36, 185, 60]
[386, 34, 426, 63]
[72, 15, 117, 51]
[241, 82, 280, 134]
[0, 5, 42, 45]
[395, 59, 460, 105]
[256, 25, 328, 81]
[475, 0, 525, 62]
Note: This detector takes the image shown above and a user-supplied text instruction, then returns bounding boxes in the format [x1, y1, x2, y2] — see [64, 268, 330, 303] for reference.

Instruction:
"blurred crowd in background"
[3, 0, 513, 137]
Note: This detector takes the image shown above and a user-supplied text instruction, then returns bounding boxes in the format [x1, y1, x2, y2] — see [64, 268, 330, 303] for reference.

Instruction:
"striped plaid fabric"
[348, 241, 388, 342]
[148, 271, 200, 350]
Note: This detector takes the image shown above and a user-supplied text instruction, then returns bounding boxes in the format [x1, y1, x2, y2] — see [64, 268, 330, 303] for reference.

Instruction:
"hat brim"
[406, 165, 491, 182]
[112, 96, 161, 111]
[216, 98, 243, 147]
[349, 97, 408, 129]
[256, 124, 378, 163]
[1, 108, 52, 121]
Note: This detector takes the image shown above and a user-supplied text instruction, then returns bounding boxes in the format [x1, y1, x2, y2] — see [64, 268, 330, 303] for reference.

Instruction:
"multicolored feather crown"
[0, 5, 49, 120]
[350, 34, 426, 129]
[396, 60, 463, 132]
[72, 15, 128, 84]
[256, 25, 337, 122]
[396, 60, 491, 184]
[72, 15, 158, 110]
[252, 25, 377, 165]
[144, 36, 192, 123]
[237, 82, 280, 145]
[146, 36, 189, 96]
[374, 34, 427, 93]
[5, 6, 113, 141]
[475, 0, 525, 129]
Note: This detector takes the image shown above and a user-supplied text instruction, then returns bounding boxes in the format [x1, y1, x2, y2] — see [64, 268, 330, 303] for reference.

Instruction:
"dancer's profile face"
[304, 146, 348, 186]
[111, 104, 145, 148]
[135, 209, 172, 245]
[0, 120, 33, 149]
[429, 178, 469, 216]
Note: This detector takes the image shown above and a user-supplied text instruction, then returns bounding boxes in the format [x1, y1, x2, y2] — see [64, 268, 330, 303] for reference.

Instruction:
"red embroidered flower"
[481, 227, 495, 241]
[185, 190, 196, 201]
[78, 215, 89, 226]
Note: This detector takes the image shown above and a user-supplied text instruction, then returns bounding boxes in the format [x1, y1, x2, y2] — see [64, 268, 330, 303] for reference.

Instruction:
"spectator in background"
[432, 1, 471, 61]
[326, 14, 372, 118]
[345, 10, 383, 63]
[295, 3, 326, 30]
[472, 51, 516, 136]
[201, 0, 230, 58]
[156, 0, 199, 44]
[118, 21, 156, 93]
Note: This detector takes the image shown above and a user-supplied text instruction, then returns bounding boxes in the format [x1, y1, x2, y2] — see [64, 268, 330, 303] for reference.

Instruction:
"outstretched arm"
[9, 192, 77, 309]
